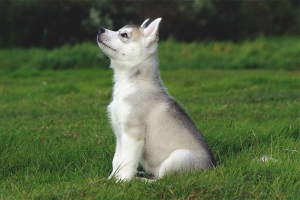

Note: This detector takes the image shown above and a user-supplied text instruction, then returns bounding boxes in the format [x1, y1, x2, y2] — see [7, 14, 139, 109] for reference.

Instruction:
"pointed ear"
[141, 19, 150, 28]
[143, 18, 162, 46]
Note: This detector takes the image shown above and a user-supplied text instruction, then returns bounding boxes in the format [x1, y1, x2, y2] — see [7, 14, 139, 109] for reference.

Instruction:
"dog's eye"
[121, 33, 129, 39]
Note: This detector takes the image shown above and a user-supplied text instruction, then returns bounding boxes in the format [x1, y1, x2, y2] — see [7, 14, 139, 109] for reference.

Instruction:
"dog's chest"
[107, 81, 137, 130]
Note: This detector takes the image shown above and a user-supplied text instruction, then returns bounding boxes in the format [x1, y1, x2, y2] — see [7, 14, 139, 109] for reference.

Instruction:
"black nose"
[98, 28, 105, 34]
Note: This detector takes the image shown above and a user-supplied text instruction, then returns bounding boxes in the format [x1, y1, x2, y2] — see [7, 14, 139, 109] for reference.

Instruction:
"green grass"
[0, 68, 299, 199]
[0, 36, 299, 74]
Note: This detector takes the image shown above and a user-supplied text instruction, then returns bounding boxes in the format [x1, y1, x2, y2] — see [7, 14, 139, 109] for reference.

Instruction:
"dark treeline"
[0, 0, 298, 49]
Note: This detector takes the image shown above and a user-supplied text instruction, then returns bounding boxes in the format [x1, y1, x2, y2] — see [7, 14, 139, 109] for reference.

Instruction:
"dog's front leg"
[110, 133, 144, 181]
[108, 137, 121, 180]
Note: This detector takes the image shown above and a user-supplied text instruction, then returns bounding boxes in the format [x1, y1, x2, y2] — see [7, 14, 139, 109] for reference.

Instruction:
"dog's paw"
[108, 173, 132, 182]
[135, 177, 156, 183]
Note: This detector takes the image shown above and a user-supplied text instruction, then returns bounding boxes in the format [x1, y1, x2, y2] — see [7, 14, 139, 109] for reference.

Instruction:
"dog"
[97, 18, 216, 181]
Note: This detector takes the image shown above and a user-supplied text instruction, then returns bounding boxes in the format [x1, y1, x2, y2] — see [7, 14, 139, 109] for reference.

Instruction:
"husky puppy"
[97, 18, 216, 181]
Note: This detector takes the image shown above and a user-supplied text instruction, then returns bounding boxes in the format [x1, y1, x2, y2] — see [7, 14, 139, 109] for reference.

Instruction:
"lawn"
[0, 68, 299, 199]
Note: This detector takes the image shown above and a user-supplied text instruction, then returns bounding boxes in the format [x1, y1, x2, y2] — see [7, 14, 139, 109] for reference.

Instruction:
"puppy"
[97, 18, 216, 181]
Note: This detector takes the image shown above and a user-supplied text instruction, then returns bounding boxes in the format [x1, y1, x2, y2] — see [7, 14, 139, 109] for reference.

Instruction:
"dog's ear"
[141, 19, 150, 29]
[143, 18, 162, 46]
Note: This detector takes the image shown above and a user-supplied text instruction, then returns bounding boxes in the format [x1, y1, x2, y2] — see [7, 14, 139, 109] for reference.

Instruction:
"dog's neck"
[111, 54, 161, 86]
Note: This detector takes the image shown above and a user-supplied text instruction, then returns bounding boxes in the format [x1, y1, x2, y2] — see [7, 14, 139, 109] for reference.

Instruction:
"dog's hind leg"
[156, 149, 203, 179]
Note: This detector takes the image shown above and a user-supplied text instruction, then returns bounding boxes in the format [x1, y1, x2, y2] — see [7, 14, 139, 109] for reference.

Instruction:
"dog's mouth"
[97, 37, 117, 52]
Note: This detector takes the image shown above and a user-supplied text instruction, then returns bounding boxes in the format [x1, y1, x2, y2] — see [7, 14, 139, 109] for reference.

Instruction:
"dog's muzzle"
[97, 28, 117, 52]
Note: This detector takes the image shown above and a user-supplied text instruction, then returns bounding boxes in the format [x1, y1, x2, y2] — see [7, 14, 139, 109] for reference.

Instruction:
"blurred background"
[0, 0, 299, 71]
[0, 0, 298, 48]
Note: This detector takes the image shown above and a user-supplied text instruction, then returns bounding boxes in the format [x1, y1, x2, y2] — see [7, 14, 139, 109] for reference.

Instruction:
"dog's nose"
[98, 28, 105, 34]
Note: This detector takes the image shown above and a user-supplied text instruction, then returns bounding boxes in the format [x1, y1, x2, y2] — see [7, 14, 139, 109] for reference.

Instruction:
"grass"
[0, 68, 299, 199]
[0, 36, 299, 74]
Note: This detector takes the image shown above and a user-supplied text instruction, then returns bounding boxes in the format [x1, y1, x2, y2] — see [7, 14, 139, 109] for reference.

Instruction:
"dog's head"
[97, 18, 162, 67]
